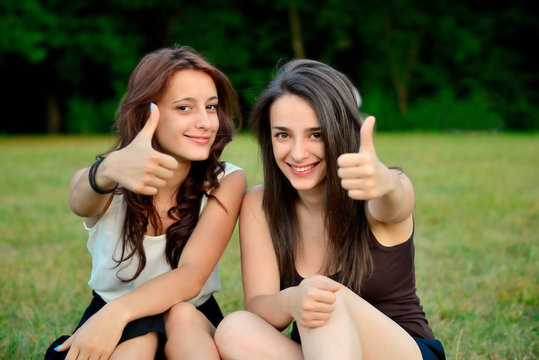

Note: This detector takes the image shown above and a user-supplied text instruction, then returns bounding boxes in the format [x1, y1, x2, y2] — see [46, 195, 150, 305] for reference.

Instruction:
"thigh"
[110, 332, 159, 360]
[216, 311, 303, 360]
[339, 286, 422, 360]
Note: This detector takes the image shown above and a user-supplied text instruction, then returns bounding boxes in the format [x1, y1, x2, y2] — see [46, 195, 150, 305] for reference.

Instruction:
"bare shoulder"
[247, 183, 264, 197]
[221, 167, 246, 184]
[212, 169, 247, 195]
[242, 184, 264, 210]
[240, 184, 268, 227]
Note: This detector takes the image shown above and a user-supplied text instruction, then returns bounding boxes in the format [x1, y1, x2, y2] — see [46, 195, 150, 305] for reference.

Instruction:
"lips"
[287, 162, 319, 175]
[185, 134, 211, 144]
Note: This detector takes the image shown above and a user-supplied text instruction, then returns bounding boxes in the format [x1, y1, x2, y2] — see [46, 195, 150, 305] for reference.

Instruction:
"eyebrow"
[173, 96, 219, 104]
[271, 126, 321, 132]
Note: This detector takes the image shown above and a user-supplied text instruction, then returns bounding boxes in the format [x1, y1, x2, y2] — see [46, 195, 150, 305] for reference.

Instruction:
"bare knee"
[217, 311, 303, 360]
[215, 311, 257, 358]
[164, 302, 217, 358]
[165, 302, 202, 333]
[215, 311, 251, 346]
[296, 284, 355, 334]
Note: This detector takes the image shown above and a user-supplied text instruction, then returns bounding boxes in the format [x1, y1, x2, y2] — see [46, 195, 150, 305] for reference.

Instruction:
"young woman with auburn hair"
[45, 46, 246, 360]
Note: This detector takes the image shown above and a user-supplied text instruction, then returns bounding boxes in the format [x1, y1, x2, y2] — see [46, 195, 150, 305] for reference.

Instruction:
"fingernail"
[54, 345, 61, 351]
[150, 103, 155, 113]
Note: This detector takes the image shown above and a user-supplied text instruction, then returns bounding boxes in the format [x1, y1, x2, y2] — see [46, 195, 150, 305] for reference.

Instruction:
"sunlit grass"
[0, 132, 537, 359]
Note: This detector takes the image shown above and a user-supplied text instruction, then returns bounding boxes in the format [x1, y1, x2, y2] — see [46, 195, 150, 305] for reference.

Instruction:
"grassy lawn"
[0, 132, 537, 359]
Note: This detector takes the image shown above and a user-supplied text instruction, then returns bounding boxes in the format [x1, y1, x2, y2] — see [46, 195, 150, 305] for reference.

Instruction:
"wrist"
[104, 298, 131, 326]
[279, 286, 297, 319]
[376, 168, 401, 204]
[370, 170, 411, 223]
[89, 156, 118, 194]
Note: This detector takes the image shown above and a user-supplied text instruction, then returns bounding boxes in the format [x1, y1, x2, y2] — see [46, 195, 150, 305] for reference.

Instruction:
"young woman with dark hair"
[215, 59, 445, 360]
[45, 46, 246, 360]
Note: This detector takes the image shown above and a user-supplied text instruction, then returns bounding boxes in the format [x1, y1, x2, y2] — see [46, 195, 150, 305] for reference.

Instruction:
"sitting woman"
[45, 46, 246, 360]
[215, 59, 445, 360]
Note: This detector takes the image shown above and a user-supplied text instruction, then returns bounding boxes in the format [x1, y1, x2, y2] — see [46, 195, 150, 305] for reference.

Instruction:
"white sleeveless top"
[85, 162, 242, 305]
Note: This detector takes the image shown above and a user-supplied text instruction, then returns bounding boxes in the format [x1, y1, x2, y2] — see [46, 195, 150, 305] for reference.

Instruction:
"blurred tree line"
[0, 0, 537, 133]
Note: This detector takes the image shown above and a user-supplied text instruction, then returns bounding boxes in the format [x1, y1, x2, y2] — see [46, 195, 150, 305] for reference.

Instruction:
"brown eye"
[177, 105, 191, 112]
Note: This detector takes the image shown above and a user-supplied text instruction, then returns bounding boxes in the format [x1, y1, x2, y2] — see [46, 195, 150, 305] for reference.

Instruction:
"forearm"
[367, 169, 415, 223]
[69, 164, 116, 218]
[110, 265, 205, 324]
[245, 287, 296, 331]
[109, 172, 245, 323]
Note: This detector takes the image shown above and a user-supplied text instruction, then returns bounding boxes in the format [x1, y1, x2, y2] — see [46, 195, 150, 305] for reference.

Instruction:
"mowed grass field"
[0, 132, 537, 359]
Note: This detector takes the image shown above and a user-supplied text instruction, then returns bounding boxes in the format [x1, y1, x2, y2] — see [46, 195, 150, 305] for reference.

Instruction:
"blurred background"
[1, 0, 537, 134]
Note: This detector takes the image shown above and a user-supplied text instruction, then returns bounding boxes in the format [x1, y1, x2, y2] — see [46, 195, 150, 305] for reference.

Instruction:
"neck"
[296, 187, 325, 214]
[155, 161, 191, 204]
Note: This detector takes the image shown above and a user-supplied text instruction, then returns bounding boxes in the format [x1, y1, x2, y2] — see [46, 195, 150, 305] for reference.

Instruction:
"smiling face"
[269, 94, 327, 194]
[155, 69, 219, 163]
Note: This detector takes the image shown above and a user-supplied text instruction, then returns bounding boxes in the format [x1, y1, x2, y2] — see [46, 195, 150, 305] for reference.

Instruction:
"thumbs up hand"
[337, 116, 396, 200]
[100, 103, 178, 195]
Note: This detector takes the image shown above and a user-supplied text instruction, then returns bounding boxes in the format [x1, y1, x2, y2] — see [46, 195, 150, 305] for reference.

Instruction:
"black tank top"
[282, 231, 435, 339]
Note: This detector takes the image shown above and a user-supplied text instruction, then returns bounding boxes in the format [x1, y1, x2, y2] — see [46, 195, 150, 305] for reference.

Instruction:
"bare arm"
[240, 186, 340, 331]
[366, 168, 415, 224]
[338, 116, 414, 245]
[69, 167, 114, 222]
[240, 186, 295, 330]
[114, 170, 246, 320]
[69, 105, 178, 224]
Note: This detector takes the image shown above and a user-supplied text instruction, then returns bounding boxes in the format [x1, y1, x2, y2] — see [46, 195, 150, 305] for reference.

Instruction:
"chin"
[287, 179, 317, 191]
[191, 152, 212, 162]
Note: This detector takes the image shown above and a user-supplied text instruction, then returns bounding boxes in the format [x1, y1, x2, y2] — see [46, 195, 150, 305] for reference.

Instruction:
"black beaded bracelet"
[88, 156, 118, 195]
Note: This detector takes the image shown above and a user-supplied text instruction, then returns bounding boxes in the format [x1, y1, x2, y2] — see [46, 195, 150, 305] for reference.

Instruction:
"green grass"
[0, 132, 537, 359]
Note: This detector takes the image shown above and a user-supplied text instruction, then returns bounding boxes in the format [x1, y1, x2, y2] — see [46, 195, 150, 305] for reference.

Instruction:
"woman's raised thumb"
[139, 103, 160, 139]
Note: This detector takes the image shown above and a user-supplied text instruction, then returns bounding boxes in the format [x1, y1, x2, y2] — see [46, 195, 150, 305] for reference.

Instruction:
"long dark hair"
[250, 59, 372, 294]
[104, 46, 241, 281]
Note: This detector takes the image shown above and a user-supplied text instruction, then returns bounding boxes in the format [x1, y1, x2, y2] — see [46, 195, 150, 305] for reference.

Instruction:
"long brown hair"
[250, 59, 372, 294]
[103, 46, 241, 281]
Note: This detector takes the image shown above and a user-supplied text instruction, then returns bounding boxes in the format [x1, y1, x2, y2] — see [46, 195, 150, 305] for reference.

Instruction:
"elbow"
[191, 274, 207, 299]
[174, 266, 209, 304]
[69, 194, 85, 217]
[243, 295, 262, 314]
[244, 299, 256, 313]
[69, 193, 86, 217]
[69, 192, 102, 218]
[68, 169, 102, 218]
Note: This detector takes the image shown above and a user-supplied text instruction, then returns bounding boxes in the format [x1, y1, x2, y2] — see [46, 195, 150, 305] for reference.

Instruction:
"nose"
[291, 138, 309, 162]
[195, 110, 211, 129]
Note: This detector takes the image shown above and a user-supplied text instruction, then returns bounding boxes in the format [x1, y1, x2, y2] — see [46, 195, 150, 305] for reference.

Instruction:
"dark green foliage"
[0, 0, 537, 133]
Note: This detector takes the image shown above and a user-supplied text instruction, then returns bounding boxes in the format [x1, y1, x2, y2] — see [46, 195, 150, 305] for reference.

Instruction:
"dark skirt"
[44, 291, 223, 360]
[289, 321, 446, 360]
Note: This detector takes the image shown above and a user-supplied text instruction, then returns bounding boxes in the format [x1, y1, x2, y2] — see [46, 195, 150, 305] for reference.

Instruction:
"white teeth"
[292, 164, 315, 172]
